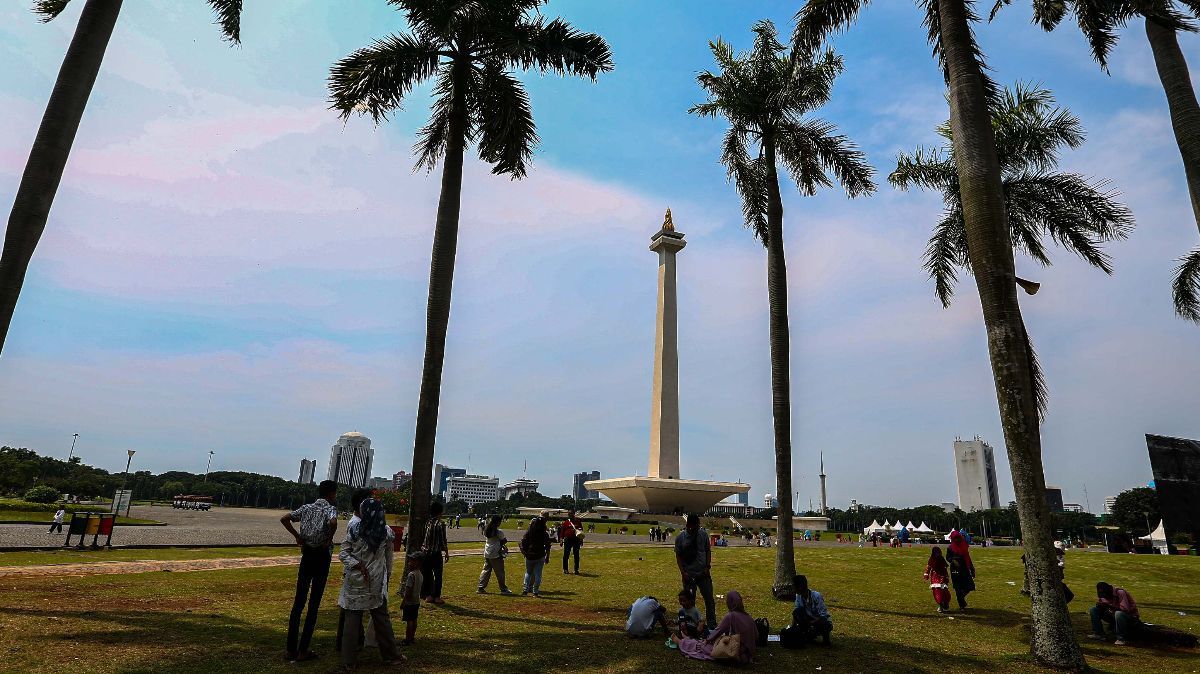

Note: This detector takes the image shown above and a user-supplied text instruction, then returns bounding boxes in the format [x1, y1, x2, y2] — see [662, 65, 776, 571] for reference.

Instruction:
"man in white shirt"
[626, 596, 669, 638]
[48, 508, 66, 534]
[280, 480, 339, 662]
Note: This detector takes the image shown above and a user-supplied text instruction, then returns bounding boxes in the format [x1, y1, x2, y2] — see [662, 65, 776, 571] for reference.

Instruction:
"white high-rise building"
[501, 477, 540, 500]
[1104, 496, 1118, 515]
[445, 474, 499, 506]
[298, 459, 317, 485]
[954, 437, 1001, 511]
[327, 432, 373, 488]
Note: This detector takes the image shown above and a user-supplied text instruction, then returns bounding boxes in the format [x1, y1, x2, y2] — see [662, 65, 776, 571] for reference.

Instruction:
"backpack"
[754, 617, 771, 646]
[779, 623, 806, 649]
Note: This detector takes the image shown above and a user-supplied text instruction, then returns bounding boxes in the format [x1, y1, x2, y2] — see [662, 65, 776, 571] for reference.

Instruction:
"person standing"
[420, 501, 449, 604]
[559, 509, 584, 575]
[399, 551, 424, 645]
[519, 516, 551, 597]
[337, 498, 404, 668]
[478, 514, 513, 594]
[924, 547, 951, 613]
[48, 507, 66, 534]
[674, 514, 717, 631]
[946, 530, 975, 610]
[279, 480, 339, 663]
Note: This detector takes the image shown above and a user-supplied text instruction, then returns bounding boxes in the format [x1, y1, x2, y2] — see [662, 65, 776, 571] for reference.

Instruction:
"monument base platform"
[584, 477, 750, 514]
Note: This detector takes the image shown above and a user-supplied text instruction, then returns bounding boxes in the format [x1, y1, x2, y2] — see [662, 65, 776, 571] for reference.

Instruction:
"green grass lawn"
[0, 545, 1195, 673]
[0, 546, 298, 567]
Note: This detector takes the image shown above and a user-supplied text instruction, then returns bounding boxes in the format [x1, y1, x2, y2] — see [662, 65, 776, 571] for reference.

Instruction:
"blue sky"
[1, 0, 1197, 511]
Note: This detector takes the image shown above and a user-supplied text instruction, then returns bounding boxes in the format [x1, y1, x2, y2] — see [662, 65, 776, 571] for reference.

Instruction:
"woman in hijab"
[924, 546, 951, 613]
[946, 530, 975, 610]
[338, 498, 403, 668]
[672, 590, 757, 664]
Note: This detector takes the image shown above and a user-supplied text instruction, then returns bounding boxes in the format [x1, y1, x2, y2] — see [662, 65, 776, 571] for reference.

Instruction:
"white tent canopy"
[906, 521, 918, 531]
[1140, 520, 1170, 554]
[915, 522, 934, 533]
[863, 520, 884, 534]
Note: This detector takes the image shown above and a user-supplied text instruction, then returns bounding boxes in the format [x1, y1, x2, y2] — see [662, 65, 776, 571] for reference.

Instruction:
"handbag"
[711, 633, 741, 661]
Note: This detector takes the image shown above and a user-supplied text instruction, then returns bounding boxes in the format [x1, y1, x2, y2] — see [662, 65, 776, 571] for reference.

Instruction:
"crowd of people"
[276, 484, 1166, 669]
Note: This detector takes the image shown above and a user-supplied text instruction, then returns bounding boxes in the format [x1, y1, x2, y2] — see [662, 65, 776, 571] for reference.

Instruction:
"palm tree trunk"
[0, 0, 122, 357]
[937, 1, 1083, 668]
[764, 134, 797, 598]
[1145, 16, 1200, 235]
[407, 60, 469, 555]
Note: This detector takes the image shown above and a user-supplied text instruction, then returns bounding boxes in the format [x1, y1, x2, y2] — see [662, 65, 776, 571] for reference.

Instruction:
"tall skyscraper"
[298, 458, 316, 485]
[327, 432, 373, 488]
[433, 463, 466, 499]
[954, 437, 1001, 511]
[573, 471, 600, 501]
[1044, 486, 1065, 512]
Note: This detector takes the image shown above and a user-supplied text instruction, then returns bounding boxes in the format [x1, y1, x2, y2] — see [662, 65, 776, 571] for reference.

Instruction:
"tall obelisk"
[648, 208, 685, 479]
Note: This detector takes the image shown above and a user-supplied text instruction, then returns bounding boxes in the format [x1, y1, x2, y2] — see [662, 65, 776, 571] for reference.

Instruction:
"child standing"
[925, 546, 951, 613]
[676, 588, 705, 638]
[338, 499, 404, 668]
[399, 550, 424, 645]
[478, 514, 513, 594]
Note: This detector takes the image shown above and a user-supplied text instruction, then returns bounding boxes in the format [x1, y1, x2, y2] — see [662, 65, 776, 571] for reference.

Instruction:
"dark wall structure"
[1145, 433, 1200, 547]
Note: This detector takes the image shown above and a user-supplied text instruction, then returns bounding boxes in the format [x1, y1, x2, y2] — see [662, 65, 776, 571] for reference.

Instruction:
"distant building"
[849, 499, 861, 513]
[433, 464, 466, 499]
[708, 502, 759, 517]
[1044, 486, 1065, 512]
[327, 432, 373, 488]
[368, 476, 392, 492]
[445, 474, 500, 506]
[941, 502, 958, 513]
[392, 471, 411, 490]
[298, 459, 316, 485]
[954, 437, 1001, 511]
[1063, 503, 1084, 513]
[1103, 496, 1118, 515]
[573, 471, 601, 501]
[763, 493, 778, 509]
[736, 490, 749, 506]
[501, 477, 540, 500]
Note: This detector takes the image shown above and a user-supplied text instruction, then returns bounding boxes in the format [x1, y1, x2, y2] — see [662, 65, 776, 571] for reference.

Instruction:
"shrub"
[23, 485, 60, 504]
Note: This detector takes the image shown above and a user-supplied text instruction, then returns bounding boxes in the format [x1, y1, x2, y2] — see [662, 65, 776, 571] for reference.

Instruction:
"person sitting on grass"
[671, 590, 757, 663]
[280, 479, 338, 663]
[676, 588, 706, 638]
[338, 498, 404, 669]
[625, 595, 670, 638]
[791, 574, 833, 646]
[399, 550, 424, 646]
[1089, 582, 1141, 646]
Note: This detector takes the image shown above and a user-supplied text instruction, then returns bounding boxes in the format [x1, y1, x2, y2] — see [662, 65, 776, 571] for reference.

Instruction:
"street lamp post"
[67, 433, 79, 462]
[205, 450, 214, 482]
[978, 486, 988, 540]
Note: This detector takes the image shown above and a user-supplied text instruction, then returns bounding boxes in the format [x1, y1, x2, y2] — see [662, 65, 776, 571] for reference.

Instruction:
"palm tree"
[690, 20, 875, 598]
[992, 0, 1200, 321]
[795, 1, 1086, 668]
[893, 84, 1134, 307]
[892, 83, 1133, 408]
[328, 0, 612, 553]
[0, 0, 243, 357]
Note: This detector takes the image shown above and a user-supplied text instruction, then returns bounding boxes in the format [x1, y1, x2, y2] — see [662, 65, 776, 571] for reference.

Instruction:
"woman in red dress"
[924, 546, 951, 613]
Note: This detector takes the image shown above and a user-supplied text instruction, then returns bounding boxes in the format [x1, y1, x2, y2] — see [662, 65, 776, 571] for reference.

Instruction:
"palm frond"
[1023, 322, 1049, 419]
[924, 207, 968, 307]
[720, 126, 770, 243]
[792, 0, 871, 55]
[329, 33, 444, 122]
[1004, 172, 1133, 273]
[1172, 247, 1200, 322]
[206, 0, 242, 44]
[993, 84, 1084, 175]
[1067, 0, 1120, 71]
[921, 0, 1003, 109]
[493, 16, 613, 80]
[474, 59, 538, 178]
[32, 0, 71, 21]
[778, 118, 877, 197]
[413, 67, 460, 172]
[890, 147, 955, 191]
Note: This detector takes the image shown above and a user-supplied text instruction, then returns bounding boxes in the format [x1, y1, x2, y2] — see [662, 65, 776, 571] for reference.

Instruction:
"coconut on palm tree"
[892, 83, 1133, 410]
[328, 0, 612, 553]
[690, 19, 875, 598]
[795, 1, 1086, 667]
[0, 0, 243, 358]
[991, 0, 1200, 321]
